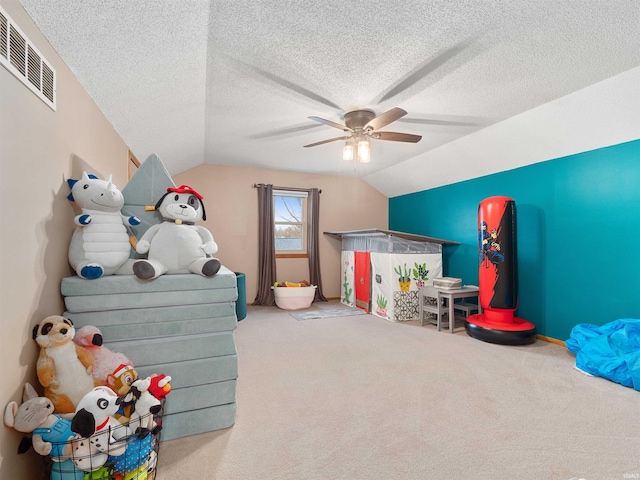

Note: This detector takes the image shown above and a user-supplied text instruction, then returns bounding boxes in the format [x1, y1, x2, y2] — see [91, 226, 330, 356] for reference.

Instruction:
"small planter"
[394, 264, 412, 292]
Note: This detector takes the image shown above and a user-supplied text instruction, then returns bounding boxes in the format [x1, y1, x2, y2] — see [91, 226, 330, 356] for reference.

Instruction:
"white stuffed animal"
[67, 172, 140, 279]
[70, 386, 129, 472]
[133, 185, 221, 280]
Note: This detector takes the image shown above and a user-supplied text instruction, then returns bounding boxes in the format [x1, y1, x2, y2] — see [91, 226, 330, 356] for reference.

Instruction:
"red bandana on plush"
[167, 185, 203, 200]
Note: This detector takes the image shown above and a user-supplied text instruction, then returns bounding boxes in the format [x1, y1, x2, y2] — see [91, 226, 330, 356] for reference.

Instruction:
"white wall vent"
[0, 6, 56, 110]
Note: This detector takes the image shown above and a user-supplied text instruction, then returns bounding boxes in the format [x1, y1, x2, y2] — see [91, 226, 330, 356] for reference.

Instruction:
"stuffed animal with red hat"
[133, 185, 221, 280]
[105, 363, 139, 424]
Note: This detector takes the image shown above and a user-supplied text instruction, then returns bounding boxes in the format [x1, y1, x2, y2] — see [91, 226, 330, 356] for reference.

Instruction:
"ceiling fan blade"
[228, 56, 342, 110]
[309, 116, 353, 132]
[364, 107, 407, 131]
[374, 40, 472, 104]
[372, 131, 422, 143]
[303, 136, 350, 148]
[398, 117, 480, 127]
[249, 123, 321, 139]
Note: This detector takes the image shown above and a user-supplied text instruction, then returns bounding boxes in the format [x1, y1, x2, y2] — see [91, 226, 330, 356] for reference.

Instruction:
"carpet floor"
[291, 307, 368, 320]
[156, 301, 640, 480]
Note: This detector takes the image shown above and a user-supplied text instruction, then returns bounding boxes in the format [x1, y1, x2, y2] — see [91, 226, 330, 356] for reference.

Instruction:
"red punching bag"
[465, 196, 537, 345]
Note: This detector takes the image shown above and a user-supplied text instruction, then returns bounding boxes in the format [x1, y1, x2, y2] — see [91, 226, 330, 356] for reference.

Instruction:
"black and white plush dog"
[133, 185, 221, 280]
[70, 386, 128, 471]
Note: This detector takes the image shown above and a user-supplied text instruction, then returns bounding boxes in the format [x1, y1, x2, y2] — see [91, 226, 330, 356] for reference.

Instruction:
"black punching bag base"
[465, 315, 537, 346]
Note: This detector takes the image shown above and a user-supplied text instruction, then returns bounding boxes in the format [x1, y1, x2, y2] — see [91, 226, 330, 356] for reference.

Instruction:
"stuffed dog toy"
[73, 325, 133, 384]
[70, 386, 129, 472]
[67, 172, 140, 279]
[106, 363, 139, 398]
[106, 363, 139, 424]
[133, 185, 221, 280]
[33, 316, 101, 415]
[4, 383, 76, 460]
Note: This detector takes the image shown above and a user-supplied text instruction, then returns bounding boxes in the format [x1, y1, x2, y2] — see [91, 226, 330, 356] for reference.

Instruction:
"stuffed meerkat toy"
[33, 316, 101, 415]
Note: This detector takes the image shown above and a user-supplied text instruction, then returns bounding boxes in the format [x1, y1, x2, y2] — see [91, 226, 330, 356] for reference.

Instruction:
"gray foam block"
[107, 331, 237, 368]
[160, 403, 236, 441]
[61, 267, 237, 296]
[163, 380, 236, 415]
[65, 303, 237, 341]
[136, 355, 238, 389]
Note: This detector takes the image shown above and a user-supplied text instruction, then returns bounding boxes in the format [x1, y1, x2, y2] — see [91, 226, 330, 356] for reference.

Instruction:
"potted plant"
[412, 262, 429, 287]
[394, 264, 411, 291]
[375, 294, 388, 317]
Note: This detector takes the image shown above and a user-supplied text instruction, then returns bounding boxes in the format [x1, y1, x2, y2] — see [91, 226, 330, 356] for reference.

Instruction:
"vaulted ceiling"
[19, 1, 640, 196]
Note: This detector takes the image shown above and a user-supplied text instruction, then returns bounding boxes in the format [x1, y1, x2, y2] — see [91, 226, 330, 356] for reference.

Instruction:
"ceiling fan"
[232, 39, 480, 145]
[303, 107, 421, 148]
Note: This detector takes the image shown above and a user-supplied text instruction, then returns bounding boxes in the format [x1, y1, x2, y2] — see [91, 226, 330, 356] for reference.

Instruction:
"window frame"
[273, 189, 308, 258]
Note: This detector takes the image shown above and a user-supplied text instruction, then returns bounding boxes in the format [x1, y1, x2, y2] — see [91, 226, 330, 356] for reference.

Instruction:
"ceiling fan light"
[357, 140, 371, 163]
[342, 141, 355, 161]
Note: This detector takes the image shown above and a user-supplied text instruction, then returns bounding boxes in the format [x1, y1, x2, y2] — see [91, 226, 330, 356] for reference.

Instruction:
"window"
[273, 189, 308, 257]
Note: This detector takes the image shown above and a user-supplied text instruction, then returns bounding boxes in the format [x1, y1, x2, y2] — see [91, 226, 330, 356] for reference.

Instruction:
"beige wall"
[174, 165, 388, 302]
[0, 1, 129, 476]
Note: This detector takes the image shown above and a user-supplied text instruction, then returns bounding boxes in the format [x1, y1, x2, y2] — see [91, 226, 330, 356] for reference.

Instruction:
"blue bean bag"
[566, 318, 640, 390]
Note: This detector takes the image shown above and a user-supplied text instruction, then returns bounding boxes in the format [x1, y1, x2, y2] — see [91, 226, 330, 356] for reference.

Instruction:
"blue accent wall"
[389, 139, 640, 340]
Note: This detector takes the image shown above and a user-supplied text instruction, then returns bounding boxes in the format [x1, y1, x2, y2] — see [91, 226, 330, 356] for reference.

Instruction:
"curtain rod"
[252, 184, 321, 194]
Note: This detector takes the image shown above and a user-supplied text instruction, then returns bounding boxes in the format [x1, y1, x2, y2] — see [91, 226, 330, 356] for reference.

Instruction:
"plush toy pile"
[6, 315, 171, 480]
[5, 176, 218, 479]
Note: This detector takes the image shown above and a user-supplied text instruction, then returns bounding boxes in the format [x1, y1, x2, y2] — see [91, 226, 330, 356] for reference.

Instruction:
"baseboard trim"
[537, 335, 565, 347]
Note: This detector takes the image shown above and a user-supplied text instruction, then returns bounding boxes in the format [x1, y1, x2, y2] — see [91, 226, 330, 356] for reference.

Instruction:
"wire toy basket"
[44, 405, 163, 480]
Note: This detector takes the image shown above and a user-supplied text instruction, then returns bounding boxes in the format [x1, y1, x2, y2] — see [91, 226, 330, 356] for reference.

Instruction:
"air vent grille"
[42, 61, 54, 102]
[9, 24, 25, 75]
[27, 45, 41, 89]
[0, 11, 7, 59]
[0, 6, 56, 110]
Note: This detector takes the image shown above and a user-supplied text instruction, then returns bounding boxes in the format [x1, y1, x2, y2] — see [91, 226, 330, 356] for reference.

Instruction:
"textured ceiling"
[19, 0, 640, 195]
